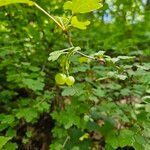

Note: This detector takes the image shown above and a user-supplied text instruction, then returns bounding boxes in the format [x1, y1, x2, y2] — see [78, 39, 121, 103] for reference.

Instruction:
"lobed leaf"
[71, 16, 90, 30]
[0, 136, 12, 149]
[64, 0, 102, 14]
[48, 50, 67, 62]
[0, 0, 35, 7]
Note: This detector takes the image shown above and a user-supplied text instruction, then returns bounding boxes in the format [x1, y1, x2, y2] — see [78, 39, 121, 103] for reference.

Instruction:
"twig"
[34, 3, 74, 47]
[65, 31, 74, 47]
[77, 51, 96, 60]
[34, 3, 65, 31]
[34, 3, 97, 62]
[62, 136, 70, 149]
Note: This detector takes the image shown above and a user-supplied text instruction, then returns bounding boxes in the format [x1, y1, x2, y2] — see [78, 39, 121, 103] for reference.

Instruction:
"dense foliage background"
[0, 0, 150, 149]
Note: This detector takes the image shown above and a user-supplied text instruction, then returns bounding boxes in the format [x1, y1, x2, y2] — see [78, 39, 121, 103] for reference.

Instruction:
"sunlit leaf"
[0, 136, 12, 149]
[48, 50, 67, 61]
[71, 16, 90, 30]
[64, 0, 102, 14]
[0, 0, 35, 7]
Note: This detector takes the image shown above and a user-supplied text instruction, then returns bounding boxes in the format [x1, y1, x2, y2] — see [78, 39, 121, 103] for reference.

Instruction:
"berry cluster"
[55, 73, 75, 86]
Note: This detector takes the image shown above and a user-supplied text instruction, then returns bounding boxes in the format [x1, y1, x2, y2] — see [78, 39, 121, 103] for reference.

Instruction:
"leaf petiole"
[34, 3, 65, 31]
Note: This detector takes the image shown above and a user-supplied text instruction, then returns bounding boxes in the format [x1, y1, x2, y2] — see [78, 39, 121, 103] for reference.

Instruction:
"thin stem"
[34, 3, 75, 47]
[62, 136, 70, 149]
[58, 17, 65, 30]
[77, 51, 96, 60]
[34, 3, 65, 31]
[61, 47, 74, 51]
[65, 31, 74, 47]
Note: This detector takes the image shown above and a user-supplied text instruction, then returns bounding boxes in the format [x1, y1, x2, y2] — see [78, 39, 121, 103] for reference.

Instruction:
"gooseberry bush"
[0, 0, 150, 150]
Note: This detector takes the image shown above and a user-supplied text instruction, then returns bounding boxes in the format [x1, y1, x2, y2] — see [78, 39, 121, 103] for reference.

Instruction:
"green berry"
[84, 115, 90, 122]
[66, 76, 75, 86]
[55, 73, 66, 85]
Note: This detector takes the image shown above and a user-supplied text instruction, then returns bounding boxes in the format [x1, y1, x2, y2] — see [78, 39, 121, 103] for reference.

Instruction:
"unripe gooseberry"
[65, 76, 75, 86]
[55, 73, 66, 85]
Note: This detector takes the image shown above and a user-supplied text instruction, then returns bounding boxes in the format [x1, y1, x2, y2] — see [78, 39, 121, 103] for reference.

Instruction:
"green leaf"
[52, 109, 82, 129]
[48, 50, 66, 61]
[0, 0, 35, 7]
[105, 132, 118, 149]
[142, 95, 150, 103]
[50, 142, 62, 150]
[22, 78, 44, 91]
[1, 115, 15, 125]
[0, 124, 8, 132]
[72, 46, 81, 53]
[133, 134, 146, 150]
[145, 144, 150, 150]
[118, 129, 134, 148]
[145, 103, 150, 112]
[71, 147, 80, 150]
[93, 87, 105, 98]
[105, 144, 114, 150]
[52, 127, 68, 138]
[0, 136, 12, 149]
[6, 128, 16, 137]
[64, 0, 102, 14]
[35, 101, 50, 113]
[62, 87, 76, 96]
[16, 108, 38, 122]
[71, 16, 90, 30]
[2, 142, 18, 150]
[117, 74, 127, 80]
[106, 129, 135, 149]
